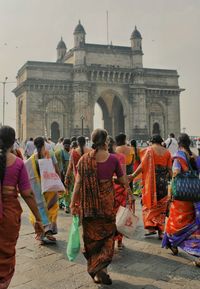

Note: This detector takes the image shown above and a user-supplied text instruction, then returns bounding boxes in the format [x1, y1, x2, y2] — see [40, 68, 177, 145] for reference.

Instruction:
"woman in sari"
[162, 134, 200, 266]
[131, 134, 172, 239]
[25, 137, 60, 244]
[65, 136, 90, 209]
[130, 139, 142, 196]
[0, 126, 44, 289]
[115, 134, 134, 189]
[70, 129, 129, 285]
[108, 136, 129, 249]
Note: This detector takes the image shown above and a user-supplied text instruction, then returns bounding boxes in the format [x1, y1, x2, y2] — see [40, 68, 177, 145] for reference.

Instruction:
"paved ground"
[10, 198, 200, 289]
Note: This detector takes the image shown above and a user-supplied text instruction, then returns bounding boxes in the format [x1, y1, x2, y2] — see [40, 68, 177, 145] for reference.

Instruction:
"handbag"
[172, 154, 200, 202]
[116, 206, 139, 239]
[66, 216, 80, 261]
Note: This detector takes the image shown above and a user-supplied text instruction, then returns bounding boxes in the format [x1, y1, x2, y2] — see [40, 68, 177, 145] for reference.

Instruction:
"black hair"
[130, 139, 138, 160]
[30, 137, 33, 141]
[91, 129, 108, 150]
[63, 138, 71, 146]
[178, 133, 197, 170]
[115, 133, 126, 146]
[0, 126, 15, 184]
[169, 133, 175, 138]
[108, 136, 116, 154]
[71, 141, 78, 149]
[150, 134, 163, 145]
[77, 136, 86, 156]
[70, 136, 77, 142]
[34, 137, 45, 159]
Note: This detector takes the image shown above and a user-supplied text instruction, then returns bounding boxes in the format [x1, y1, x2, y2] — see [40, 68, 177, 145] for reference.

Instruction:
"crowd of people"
[0, 125, 200, 288]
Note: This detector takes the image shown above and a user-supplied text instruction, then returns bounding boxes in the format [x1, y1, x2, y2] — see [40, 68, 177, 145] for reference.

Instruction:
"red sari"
[141, 148, 172, 232]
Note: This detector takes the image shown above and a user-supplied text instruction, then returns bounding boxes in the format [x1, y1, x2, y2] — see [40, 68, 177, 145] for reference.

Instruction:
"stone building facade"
[13, 21, 183, 142]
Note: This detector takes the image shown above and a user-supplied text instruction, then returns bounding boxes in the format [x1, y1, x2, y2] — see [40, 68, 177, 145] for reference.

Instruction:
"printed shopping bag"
[116, 206, 139, 239]
[38, 158, 65, 193]
[67, 216, 80, 261]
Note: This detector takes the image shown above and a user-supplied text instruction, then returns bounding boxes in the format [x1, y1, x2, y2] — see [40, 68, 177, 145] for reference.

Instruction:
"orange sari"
[141, 148, 172, 232]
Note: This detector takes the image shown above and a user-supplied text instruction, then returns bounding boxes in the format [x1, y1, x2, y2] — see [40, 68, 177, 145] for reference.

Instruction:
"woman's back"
[3, 156, 30, 191]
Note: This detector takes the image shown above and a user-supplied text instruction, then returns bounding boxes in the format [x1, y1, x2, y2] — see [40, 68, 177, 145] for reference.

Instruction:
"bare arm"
[130, 163, 142, 180]
[20, 189, 44, 236]
[20, 189, 42, 221]
[70, 173, 81, 215]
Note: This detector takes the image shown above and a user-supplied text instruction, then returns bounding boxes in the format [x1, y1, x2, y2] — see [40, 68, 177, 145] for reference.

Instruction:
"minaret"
[130, 26, 143, 68]
[56, 37, 67, 62]
[130, 26, 142, 51]
[73, 20, 86, 48]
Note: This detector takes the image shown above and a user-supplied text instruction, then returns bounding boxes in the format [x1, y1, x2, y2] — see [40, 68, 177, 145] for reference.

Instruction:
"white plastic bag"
[38, 158, 65, 193]
[116, 206, 139, 239]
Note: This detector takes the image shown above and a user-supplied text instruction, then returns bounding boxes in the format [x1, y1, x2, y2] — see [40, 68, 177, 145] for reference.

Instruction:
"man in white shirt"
[165, 133, 178, 157]
[24, 137, 35, 158]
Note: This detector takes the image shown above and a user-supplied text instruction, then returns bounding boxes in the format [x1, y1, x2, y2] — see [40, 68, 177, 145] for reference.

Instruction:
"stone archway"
[51, 121, 60, 142]
[94, 90, 125, 137]
[153, 122, 160, 134]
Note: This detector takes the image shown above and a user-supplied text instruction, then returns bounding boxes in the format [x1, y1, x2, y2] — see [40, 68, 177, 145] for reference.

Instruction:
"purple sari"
[162, 153, 200, 256]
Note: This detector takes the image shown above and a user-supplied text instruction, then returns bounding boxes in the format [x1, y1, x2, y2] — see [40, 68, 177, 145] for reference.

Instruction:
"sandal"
[144, 231, 157, 237]
[93, 271, 112, 285]
[167, 244, 178, 256]
[194, 259, 200, 267]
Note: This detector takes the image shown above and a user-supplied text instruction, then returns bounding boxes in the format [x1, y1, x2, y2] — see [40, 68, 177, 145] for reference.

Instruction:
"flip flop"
[144, 231, 157, 236]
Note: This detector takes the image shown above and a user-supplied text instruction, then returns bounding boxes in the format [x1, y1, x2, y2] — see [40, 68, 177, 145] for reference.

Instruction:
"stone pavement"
[10, 198, 200, 289]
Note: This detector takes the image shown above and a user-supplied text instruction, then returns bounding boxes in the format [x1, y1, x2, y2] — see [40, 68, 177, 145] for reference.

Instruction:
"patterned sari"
[78, 150, 116, 278]
[25, 152, 58, 234]
[141, 147, 171, 232]
[162, 151, 200, 256]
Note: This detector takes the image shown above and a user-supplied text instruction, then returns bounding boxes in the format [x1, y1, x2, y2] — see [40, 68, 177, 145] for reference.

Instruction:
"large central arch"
[94, 89, 125, 136]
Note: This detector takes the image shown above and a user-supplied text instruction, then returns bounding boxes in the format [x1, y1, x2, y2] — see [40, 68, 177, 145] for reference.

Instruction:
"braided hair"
[77, 136, 86, 156]
[0, 126, 15, 184]
[178, 133, 197, 170]
[34, 137, 45, 159]
[108, 136, 116, 154]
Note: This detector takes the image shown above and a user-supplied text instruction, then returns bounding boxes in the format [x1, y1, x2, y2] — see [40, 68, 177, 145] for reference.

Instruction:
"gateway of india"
[13, 21, 183, 142]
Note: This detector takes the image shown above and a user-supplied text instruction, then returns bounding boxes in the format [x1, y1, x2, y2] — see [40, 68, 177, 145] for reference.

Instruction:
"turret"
[56, 37, 66, 62]
[130, 26, 142, 51]
[73, 20, 86, 48]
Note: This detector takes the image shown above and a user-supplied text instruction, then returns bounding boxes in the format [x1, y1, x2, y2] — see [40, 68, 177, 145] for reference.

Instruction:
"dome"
[57, 37, 66, 49]
[74, 20, 86, 35]
[131, 26, 142, 39]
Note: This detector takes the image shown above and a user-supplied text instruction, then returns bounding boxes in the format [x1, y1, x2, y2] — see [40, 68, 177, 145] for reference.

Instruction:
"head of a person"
[150, 134, 163, 145]
[115, 133, 126, 146]
[29, 137, 33, 141]
[169, 133, 175, 138]
[34, 137, 45, 159]
[70, 136, 77, 142]
[63, 138, 71, 152]
[48, 137, 52, 142]
[77, 136, 86, 156]
[71, 140, 78, 149]
[178, 133, 191, 150]
[91, 129, 108, 150]
[58, 137, 64, 144]
[130, 139, 137, 148]
[0, 126, 16, 183]
[108, 136, 116, 154]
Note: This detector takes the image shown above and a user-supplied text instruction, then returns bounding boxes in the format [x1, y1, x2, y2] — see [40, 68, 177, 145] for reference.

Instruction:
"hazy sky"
[0, 0, 199, 136]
